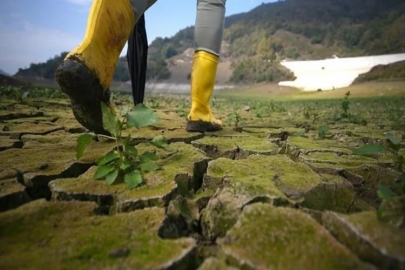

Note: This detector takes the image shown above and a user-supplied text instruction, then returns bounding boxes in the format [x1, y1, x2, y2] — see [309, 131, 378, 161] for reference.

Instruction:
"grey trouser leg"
[129, 0, 157, 21]
[194, 0, 227, 56]
[129, 0, 226, 56]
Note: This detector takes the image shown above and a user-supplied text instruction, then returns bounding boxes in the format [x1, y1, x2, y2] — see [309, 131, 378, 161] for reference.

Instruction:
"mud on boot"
[55, 58, 111, 135]
[186, 120, 223, 133]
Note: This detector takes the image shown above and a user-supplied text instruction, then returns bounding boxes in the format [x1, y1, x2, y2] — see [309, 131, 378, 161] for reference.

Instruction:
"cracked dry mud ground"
[0, 95, 404, 270]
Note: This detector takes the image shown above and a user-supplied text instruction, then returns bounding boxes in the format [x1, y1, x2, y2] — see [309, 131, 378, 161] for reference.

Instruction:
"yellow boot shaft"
[66, 0, 135, 90]
[188, 51, 221, 125]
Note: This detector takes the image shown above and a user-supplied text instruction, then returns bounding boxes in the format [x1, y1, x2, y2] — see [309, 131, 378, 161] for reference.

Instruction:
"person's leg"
[55, 0, 157, 135]
[129, 0, 157, 17]
[187, 0, 227, 132]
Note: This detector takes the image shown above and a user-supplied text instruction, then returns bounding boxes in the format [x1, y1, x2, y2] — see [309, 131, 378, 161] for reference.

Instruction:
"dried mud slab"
[342, 165, 402, 208]
[299, 152, 378, 173]
[198, 257, 237, 270]
[0, 137, 23, 151]
[218, 204, 374, 270]
[54, 117, 87, 133]
[201, 183, 291, 241]
[0, 138, 116, 198]
[323, 211, 405, 269]
[281, 136, 354, 160]
[0, 110, 44, 121]
[123, 127, 204, 144]
[201, 155, 318, 239]
[21, 131, 80, 149]
[205, 155, 323, 200]
[0, 121, 64, 139]
[301, 182, 374, 214]
[0, 200, 197, 270]
[192, 136, 279, 159]
[201, 155, 373, 239]
[0, 178, 30, 212]
[49, 143, 210, 213]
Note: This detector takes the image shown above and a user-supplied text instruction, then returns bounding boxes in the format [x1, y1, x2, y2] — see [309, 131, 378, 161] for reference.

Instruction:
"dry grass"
[217, 81, 405, 101]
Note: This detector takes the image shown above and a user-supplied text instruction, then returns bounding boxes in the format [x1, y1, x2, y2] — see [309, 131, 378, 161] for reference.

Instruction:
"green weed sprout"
[317, 125, 328, 140]
[176, 102, 188, 118]
[354, 133, 404, 227]
[341, 91, 351, 119]
[227, 104, 243, 131]
[76, 102, 167, 189]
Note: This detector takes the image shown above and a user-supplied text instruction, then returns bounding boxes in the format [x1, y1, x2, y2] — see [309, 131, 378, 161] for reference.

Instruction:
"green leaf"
[386, 134, 401, 145]
[150, 135, 167, 149]
[97, 151, 119, 166]
[140, 152, 158, 163]
[123, 135, 131, 149]
[94, 165, 116, 180]
[76, 134, 95, 160]
[140, 161, 160, 172]
[378, 185, 394, 202]
[101, 102, 119, 136]
[318, 125, 328, 132]
[126, 104, 159, 130]
[126, 145, 138, 157]
[124, 171, 143, 189]
[353, 144, 384, 155]
[121, 105, 130, 116]
[120, 161, 132, 171]
[106, 170, 119, 185]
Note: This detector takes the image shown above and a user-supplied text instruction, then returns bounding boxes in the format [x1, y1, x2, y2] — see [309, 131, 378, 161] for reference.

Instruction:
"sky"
[0, 0, 275, 75]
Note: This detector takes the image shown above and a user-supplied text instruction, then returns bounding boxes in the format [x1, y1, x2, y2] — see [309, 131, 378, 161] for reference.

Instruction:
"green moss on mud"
[0, 200, 196, 270]
[21, 131, 79, 146]
[123, 127, 203, 143]
[319, 174, 346, 183]
[323, 211, 405, 268]
[50, 143, 208, 212]
[0, 122, 64, 138]
[194, 136, 278, 153]
[0, 178, 25, 196]
[287, 136, 352, 153]
[219, 204, 372, 270]
[207, 155, 322, 198]
[300, 152, 377, 168]
[301, 183, 374, 213]
[0, 139, 115, 177]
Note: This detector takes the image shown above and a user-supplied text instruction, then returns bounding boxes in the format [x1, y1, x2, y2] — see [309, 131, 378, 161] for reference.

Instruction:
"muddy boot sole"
[186, 120, 223, 133]
[55, 58, 110, 135]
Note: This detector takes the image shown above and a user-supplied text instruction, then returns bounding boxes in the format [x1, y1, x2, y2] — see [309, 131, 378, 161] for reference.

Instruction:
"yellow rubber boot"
[55, 0, 135, 135]
[186, 51, 223, 132]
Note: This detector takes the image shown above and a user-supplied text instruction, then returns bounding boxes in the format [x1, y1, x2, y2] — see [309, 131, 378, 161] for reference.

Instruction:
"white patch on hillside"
[279, 53, 405, 91]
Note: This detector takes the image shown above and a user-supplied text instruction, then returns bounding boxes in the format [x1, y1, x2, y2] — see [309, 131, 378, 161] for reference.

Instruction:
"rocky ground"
[0, 92, 404, 270]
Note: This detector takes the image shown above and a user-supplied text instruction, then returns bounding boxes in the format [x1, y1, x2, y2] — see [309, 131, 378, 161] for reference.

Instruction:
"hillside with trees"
[14, 0, 405, 85]
[353, 60, 405, 84]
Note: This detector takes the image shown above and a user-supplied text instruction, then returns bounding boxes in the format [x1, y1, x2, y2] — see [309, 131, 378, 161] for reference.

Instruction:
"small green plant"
[354, 133, 404, 171]
[254, 109, 263, 118]
[227, 104, 243, 131]
[317, 125, 328, 139]
[388, 110, 405, 130]
[354, 133, 404, 227]
[176, 102, 188, 118]
[341, 91, 351, 118]
[375, 174, 404, 228]
[303, 105, 313, 119]
[77, 102, 167, 189]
